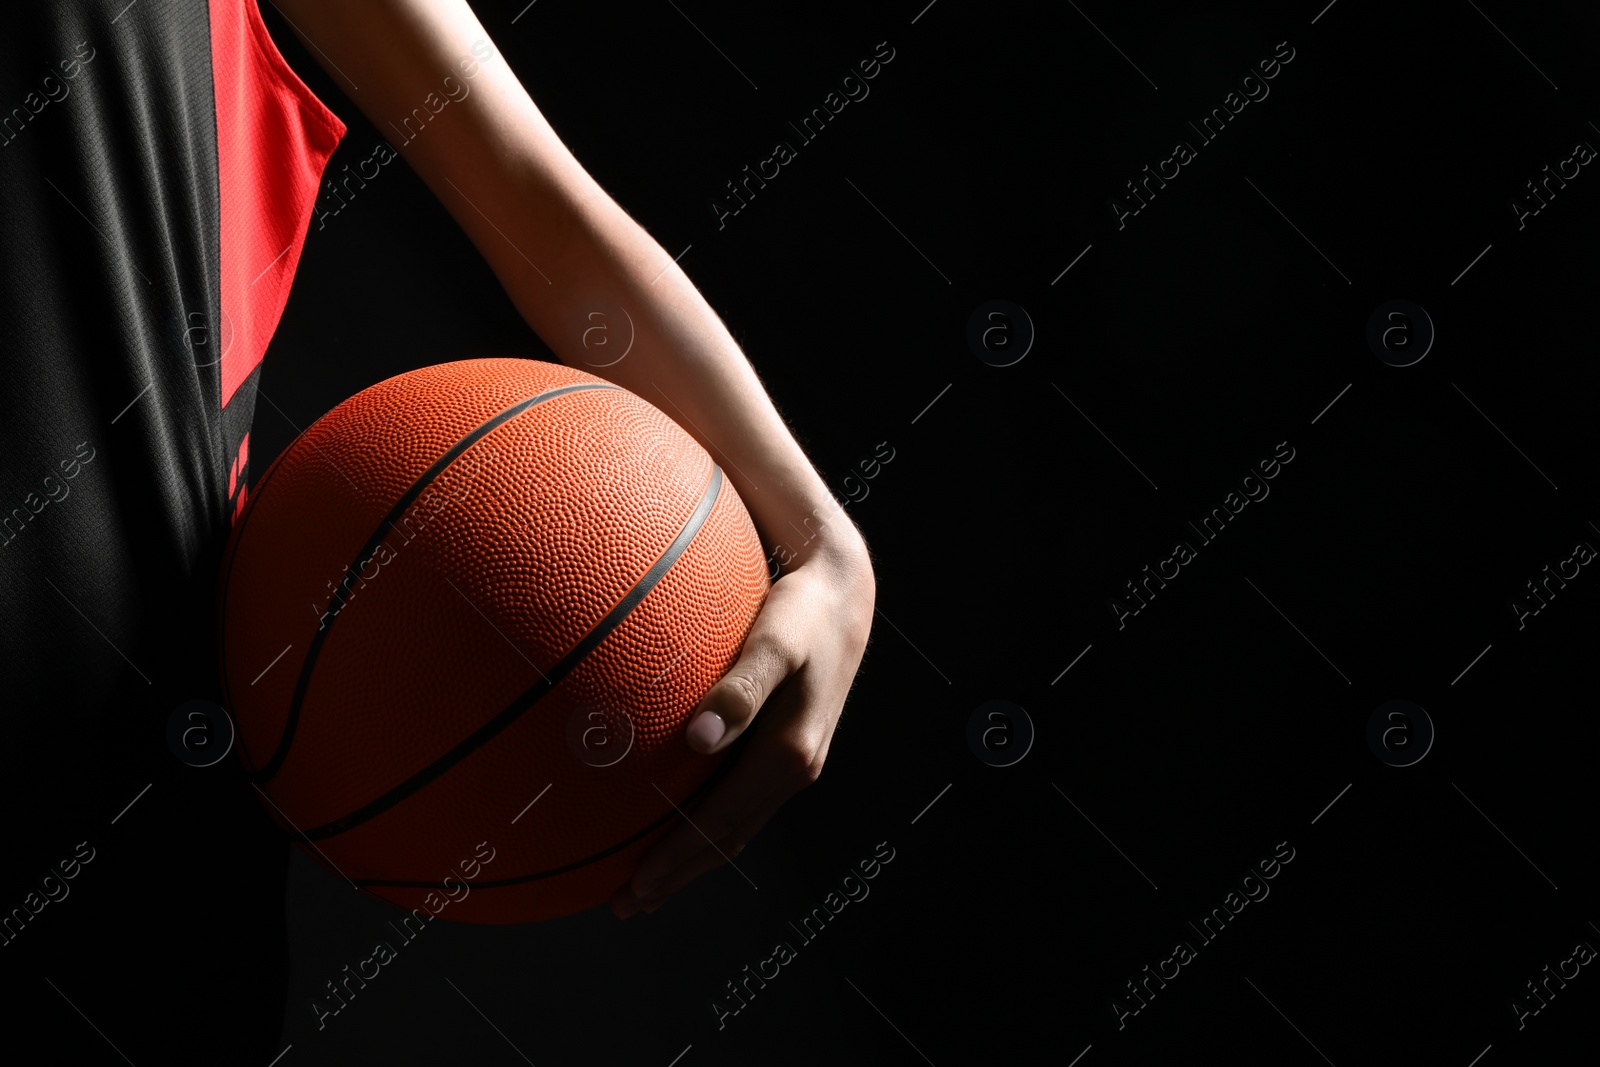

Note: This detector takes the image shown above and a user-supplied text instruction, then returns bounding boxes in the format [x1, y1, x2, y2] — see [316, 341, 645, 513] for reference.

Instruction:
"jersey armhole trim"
[242, 0, 347, 146]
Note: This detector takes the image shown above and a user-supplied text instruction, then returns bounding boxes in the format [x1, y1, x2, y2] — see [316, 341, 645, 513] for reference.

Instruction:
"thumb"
[684, 601, 799, 755]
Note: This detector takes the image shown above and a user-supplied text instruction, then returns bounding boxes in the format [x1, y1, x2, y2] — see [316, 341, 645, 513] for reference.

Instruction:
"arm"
[273, 0, 875, 914]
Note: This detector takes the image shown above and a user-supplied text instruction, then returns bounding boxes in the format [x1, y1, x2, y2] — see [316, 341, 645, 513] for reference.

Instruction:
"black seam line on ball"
[252, 381, 622, 785]
[299, 463, 725, 842]
[351, 753, 736, 889]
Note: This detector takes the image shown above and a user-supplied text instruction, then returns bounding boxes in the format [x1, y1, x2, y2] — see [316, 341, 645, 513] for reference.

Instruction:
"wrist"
[774, 508, 872, 582]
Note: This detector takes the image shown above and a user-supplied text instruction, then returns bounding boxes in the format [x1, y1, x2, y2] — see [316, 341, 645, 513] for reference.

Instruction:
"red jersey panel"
[210, 0, 345, 412]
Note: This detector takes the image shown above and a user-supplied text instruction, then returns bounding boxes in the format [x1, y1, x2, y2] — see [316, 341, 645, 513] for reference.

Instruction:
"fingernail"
[641, 896, 667, 914]
[634, 877, 660, 899]
[687, 710, 725, 753]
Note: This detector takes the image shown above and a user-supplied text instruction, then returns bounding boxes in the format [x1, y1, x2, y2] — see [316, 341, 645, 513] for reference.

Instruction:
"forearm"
[505, 188, 861, 570]
[442, 96, 858, 568]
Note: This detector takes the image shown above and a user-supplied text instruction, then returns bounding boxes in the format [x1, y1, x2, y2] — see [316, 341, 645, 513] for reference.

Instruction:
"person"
[0, 0, 873, 1061]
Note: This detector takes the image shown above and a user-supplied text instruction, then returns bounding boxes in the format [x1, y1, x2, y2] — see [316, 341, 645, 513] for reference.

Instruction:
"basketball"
[218, 358, 771, 923]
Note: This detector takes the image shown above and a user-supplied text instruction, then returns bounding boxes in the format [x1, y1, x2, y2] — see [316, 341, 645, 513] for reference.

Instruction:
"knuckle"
[776, 743, 813, 781]
[722, 672, 766, 718]
[778, 743, 823, 787]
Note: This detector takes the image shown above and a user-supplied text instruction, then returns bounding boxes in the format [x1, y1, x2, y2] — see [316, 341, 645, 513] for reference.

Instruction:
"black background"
[244, 1, 1600, 1064]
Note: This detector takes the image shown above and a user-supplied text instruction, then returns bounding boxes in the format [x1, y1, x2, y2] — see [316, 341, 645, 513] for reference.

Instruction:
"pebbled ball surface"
[219, 358, 770, 923]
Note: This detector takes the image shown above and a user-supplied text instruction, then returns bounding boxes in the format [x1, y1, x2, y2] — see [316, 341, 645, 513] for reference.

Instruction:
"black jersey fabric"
[2, 2, 290, 1060]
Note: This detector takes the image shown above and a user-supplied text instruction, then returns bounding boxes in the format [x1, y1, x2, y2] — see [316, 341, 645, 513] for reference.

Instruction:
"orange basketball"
[218, 358, 770, 923]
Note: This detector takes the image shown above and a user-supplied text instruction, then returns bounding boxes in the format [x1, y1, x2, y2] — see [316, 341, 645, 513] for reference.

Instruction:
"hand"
[611, 530, 874, 918]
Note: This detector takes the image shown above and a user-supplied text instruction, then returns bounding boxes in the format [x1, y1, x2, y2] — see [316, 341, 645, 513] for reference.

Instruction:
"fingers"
[639, 801, 787, 915]
[684, 581, 805, 755]
[616, 784, 790, 919]
[611, 684, 824, 916]
[613, 777, 795, 918]
[637, 686, 815, 897]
